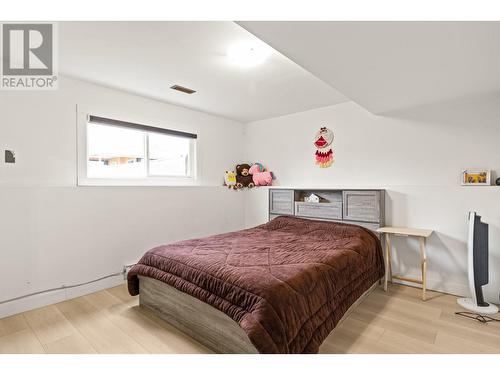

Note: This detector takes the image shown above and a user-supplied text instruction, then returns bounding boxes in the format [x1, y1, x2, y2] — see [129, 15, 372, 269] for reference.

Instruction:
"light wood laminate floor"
[1, 283, 499, 354]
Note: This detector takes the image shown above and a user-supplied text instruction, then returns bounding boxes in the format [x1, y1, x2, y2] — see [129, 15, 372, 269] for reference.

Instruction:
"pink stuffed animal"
[249, 163, 274, 186]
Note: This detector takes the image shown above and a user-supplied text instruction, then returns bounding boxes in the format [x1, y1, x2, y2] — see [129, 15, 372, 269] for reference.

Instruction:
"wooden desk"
[377, 227, 433, 301]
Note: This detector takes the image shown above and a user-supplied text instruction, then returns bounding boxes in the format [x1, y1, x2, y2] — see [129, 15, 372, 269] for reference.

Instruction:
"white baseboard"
[0, 272, 492, 319]
[0, 275, 125, 319]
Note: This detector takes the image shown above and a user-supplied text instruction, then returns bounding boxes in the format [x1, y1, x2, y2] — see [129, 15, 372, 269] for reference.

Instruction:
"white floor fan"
[456, 212, 499, 323]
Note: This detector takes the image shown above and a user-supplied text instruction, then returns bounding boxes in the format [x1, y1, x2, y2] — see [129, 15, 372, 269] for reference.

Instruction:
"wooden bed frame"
[139, 275, 380, 354]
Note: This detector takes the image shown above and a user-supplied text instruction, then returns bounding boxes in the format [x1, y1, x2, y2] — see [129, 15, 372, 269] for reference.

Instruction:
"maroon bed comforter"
[128, 216, 384, 354]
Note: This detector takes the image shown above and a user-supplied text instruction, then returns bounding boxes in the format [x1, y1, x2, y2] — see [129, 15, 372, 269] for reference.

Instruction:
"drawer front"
[343, 190, 380, 223]
[269, 189, 294, 215]
[295, 202, 342, 220]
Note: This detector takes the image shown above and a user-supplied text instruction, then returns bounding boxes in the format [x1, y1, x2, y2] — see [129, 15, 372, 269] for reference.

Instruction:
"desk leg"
[384, 233, 392, 291]
[420, 237, 427, 301]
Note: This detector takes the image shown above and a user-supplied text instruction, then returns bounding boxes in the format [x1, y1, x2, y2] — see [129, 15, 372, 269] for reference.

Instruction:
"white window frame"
[77, 111, 198, 186]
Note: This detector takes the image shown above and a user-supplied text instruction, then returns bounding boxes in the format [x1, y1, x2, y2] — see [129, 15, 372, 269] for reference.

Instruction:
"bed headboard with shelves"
[269, 188, 385, 234]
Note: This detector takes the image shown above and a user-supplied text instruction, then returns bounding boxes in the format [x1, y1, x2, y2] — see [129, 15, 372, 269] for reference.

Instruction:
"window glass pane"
[148, 132, 191, 177]
[87, 123, 146, 178]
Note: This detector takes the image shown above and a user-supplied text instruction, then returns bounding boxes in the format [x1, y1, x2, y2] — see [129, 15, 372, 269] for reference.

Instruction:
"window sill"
[77, 177, 198, 187]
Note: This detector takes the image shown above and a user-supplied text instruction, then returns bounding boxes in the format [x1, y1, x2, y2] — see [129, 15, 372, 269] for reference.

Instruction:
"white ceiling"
[59, 22, 347, 122]
[239, 22, 500, 114]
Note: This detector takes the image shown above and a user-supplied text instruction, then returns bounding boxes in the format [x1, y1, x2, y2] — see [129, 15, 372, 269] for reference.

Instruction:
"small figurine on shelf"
[304, 193, 320, 203]
[224, 170, 237, 189]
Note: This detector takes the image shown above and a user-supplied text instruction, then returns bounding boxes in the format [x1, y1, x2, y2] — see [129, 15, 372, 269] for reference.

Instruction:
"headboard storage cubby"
[269, 188, 385, 234]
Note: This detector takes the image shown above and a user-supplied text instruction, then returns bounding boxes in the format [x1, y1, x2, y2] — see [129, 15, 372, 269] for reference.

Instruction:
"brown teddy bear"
[235, 164, 255, 189]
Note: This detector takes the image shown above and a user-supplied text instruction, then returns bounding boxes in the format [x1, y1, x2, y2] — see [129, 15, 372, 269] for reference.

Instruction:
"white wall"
[0, 76, 245, 317]
[244, 98, 500, 303]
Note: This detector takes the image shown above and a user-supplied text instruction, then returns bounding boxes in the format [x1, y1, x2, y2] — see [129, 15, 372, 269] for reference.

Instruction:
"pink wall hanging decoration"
[314, 127, 334, 168]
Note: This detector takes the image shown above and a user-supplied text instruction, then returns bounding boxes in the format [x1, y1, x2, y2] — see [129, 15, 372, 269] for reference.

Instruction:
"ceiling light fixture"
[227, 42, 271, 67]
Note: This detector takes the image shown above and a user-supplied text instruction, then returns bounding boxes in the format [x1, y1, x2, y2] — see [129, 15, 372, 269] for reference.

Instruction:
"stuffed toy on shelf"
[224, 171, 237, 189]
[249, 163, 274, 186]
[235, 164, 254, 189]
[224, 163, 275, 189]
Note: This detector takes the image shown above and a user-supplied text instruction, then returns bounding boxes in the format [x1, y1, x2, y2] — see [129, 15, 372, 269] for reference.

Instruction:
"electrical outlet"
[5, 150, 15, 163]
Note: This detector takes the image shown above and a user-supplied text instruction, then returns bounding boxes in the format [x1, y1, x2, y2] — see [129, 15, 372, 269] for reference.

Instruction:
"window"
[79, 115, 197, 185]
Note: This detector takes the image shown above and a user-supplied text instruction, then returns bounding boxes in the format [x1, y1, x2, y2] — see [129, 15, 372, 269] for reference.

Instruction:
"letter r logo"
[2, 24, 53, 76]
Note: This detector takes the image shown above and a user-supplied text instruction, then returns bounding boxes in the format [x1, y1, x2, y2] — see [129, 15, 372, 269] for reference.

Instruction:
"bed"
[127, 215, 385, 354]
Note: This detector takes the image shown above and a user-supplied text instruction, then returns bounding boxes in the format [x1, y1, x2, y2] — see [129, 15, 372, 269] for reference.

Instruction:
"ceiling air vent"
[170, 85, 197, 94]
